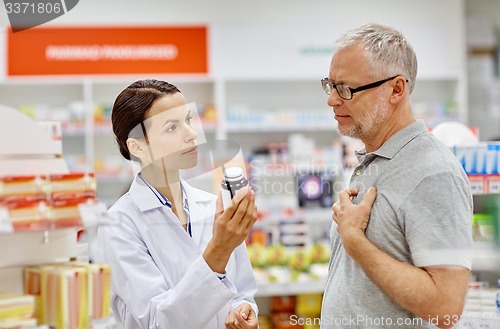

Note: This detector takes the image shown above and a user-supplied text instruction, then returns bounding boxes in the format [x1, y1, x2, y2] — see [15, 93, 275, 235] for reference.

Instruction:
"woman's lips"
[182, 146, 198, 154]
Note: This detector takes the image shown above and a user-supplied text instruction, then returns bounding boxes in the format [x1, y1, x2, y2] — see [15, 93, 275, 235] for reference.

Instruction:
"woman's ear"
[127, 138, 146, 161]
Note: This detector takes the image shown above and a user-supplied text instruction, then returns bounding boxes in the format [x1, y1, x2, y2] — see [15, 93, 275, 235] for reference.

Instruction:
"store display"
[0, 294, 36, 327]
[247, 242, 329, 286]
[296, 172, 333, 208]
[0, 106, 118, 329]
[0, 173, 97, 232]
[24, 262, 111, 329]
[465, 282, 498, 314]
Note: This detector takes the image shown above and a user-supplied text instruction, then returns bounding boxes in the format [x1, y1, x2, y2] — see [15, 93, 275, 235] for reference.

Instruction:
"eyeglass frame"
[321, 75, 407, 100]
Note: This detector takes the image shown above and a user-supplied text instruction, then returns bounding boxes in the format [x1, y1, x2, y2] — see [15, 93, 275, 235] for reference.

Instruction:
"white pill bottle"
[221, 166, 248, 210]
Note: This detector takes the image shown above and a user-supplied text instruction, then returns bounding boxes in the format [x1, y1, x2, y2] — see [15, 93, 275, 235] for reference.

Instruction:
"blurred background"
[0, 1, 500, 328]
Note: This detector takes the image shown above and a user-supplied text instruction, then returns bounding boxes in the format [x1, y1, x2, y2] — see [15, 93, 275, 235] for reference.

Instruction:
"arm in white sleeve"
[228, 242, 259, 315]
[95, 214, 236, 329]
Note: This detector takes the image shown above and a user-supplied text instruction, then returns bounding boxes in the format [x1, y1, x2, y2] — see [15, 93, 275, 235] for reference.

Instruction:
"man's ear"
[127, 138, 146, 161]
[389, 76, 407, 105]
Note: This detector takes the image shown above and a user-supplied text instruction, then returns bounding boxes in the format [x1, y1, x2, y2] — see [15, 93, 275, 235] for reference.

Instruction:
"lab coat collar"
[129, 173, 216, 212]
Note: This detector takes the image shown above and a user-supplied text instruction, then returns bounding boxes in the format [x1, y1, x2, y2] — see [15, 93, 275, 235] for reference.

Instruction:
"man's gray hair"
[333, 23, 418, 94]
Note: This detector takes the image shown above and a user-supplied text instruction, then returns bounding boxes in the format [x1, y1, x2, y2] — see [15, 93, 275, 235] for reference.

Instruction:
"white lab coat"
[94, 174, 258, 329]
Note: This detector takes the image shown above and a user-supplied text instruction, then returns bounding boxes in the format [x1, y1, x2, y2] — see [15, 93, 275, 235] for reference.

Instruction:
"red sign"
[7, 26, 208, 76]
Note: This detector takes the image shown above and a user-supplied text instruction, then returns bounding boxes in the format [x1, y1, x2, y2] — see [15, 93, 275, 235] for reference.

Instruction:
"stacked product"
[464, 282, 498, 315]
[247, 243, 330, 284]
[271, 296, 302, 329]
[24, 263, 111, 329]
[0, 294, 36, 328]
[0, 173, 96, 232]
[453, 142, 500, 194]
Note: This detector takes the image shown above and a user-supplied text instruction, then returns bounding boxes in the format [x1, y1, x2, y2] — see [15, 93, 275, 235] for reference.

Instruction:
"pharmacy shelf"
[0, 229, 78, 270]
[226, 123, 335, 133]
[256, 279, 326, 297]
[471, 242, 500, 272]
[456, 313, 500, 328]
[0, 74, 467, 205]
[253, 209, 332, 229]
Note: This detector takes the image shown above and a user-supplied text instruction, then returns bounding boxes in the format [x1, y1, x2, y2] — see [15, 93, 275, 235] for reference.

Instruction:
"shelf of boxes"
[0, 106, 119, 329]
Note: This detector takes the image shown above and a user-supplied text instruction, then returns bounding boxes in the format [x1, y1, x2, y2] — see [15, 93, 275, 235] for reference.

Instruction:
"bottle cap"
[224, 167, 243, 180]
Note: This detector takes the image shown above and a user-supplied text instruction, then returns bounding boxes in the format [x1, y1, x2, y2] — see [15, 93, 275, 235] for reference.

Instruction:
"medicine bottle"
[221, 167, 248, 210]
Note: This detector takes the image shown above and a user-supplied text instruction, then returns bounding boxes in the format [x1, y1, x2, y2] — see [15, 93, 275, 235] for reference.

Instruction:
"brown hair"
[111, 79, 181, 160]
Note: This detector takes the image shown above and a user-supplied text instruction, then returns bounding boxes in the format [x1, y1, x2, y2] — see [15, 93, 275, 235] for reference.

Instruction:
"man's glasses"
[321, 75, 405, 100]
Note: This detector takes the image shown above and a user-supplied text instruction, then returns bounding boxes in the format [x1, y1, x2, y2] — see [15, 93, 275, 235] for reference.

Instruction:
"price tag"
[0, 208, 14, 233]
[469, 180, 484, 195]
[78, 202, 119, 227]
[468, 175, 485, 195]
[487, 175, 500, 194]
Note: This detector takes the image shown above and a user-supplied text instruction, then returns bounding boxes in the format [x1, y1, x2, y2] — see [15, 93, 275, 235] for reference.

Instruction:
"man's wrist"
[341, 229, 368, 256]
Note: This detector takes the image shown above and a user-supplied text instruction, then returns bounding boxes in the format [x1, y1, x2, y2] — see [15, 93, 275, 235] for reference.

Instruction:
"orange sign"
[7, 26, 208, 76]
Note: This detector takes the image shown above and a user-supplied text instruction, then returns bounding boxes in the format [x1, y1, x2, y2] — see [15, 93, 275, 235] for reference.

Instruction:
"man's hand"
[225, 303, 258, 329]
[331, 187, 377, 251]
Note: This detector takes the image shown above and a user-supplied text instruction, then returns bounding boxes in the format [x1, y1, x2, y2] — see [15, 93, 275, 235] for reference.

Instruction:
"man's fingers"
[338, 188, 356, 204]
[331, 202, 339, 223]
[361, 187, 377, 208]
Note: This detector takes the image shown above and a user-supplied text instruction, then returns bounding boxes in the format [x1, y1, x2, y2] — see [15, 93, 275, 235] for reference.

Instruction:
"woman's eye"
[186, 116, 193, 125]
[166, 125, 176, 132]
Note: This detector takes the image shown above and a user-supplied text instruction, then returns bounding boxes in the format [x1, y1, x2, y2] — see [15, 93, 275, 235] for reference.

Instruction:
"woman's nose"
[185, 124, 198, 142]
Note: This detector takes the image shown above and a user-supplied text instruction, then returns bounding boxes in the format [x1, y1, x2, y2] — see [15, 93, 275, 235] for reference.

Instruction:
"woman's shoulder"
[107, 193, 142, 220]
[182, 180, 217, 203]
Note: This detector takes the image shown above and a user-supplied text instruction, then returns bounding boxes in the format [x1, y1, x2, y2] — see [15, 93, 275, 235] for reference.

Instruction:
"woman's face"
[139, 92, 198, 171]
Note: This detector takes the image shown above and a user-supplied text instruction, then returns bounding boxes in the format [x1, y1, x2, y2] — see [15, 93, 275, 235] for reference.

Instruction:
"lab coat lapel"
[182, 181, 217, 247]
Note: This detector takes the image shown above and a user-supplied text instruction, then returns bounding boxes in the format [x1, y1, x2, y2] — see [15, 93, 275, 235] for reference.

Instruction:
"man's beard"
[337, 92, 390, 140]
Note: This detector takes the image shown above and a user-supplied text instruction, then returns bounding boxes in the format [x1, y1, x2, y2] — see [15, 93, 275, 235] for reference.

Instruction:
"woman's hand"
[225, 303, 258, 329]
[203, 187, 258, 273]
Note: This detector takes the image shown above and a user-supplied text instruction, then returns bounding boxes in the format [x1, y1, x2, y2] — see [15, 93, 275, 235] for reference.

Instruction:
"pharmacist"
[94, 79, 259, 329]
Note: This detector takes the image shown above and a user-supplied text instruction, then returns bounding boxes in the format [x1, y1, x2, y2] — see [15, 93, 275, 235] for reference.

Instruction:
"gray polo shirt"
[320, 120, 473, 329]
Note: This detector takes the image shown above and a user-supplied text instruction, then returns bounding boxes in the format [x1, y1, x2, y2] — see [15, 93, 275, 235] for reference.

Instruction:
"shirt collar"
[355, 120, 428, 162]
[138, 173, 172, 207]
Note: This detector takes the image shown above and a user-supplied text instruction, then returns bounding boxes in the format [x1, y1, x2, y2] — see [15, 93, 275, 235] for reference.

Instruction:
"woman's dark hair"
[111, 79, 180, 160]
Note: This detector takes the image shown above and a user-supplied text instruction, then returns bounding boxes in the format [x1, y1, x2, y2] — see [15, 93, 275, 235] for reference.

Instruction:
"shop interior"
[1, 0, 500, 328]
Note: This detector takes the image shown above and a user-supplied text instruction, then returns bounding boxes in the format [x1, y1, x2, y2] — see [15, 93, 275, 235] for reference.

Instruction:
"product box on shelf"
[0, 198, 51, 232]
[0, 293, 36, 327]
[0, 173, 98, 233]
[0, 176, 47, 200]
[453, 142, 500, 194]
[50, 196, 97, 229]
[48, 173, 96, 198]
[24, 262, 111, 329]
